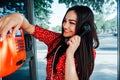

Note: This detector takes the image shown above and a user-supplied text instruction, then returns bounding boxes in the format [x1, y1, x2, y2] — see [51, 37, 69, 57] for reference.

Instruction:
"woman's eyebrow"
[69, 19, 77, 22]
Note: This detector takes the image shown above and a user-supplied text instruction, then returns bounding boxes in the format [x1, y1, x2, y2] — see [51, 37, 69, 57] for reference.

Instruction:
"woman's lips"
[64, 29, 70, 33]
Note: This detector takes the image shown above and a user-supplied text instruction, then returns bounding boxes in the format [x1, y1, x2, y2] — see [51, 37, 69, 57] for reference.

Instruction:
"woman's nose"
[63, 22, 69, 28]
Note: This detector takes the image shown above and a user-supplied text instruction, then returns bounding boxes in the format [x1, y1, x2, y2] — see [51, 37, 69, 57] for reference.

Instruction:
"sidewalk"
[36, 50, 117, 80]
[91, 52, 117, 80]
[2, 49, 117, 80]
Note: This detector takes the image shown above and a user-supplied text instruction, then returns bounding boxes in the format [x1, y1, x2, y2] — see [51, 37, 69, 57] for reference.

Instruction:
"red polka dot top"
[33, 25, 96, 80]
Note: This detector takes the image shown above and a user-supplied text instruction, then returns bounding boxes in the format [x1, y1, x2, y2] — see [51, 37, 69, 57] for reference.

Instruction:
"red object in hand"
[0, 29, 26, 78]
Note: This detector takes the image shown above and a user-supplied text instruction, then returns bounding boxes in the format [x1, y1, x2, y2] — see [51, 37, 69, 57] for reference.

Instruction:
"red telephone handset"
[0, 28, 26, 78]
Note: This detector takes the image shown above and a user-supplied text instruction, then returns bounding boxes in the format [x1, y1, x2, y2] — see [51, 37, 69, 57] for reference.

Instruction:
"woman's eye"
[70, 22, 76, 24]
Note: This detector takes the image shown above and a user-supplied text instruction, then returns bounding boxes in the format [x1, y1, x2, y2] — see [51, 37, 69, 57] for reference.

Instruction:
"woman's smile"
[62, 10, 77, 37]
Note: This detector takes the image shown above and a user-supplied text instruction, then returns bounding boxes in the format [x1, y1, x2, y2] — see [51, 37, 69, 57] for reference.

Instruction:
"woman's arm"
[21, 17, 35, 34]
[0, 13, 35, 40]
[65, 54, 78, 80]
[65, 35, 80, 80]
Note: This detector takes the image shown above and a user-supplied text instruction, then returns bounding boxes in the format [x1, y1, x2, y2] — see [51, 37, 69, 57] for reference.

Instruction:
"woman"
[0, 5, 99, 80]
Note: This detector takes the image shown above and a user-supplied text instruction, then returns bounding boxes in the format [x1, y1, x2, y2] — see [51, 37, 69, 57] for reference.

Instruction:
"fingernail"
[12, 34, 15, 38]
[0, 37, 3, 41]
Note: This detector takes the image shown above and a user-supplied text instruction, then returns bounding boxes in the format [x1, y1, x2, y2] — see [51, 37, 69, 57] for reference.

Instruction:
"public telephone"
[0, 28, 26, 78]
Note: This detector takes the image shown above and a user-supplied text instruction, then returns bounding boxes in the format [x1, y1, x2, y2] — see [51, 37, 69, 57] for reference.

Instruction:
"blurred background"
[0, 0, 118, 80]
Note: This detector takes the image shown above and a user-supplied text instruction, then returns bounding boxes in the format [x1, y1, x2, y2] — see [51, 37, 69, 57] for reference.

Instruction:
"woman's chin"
[63, 35, 70, 38]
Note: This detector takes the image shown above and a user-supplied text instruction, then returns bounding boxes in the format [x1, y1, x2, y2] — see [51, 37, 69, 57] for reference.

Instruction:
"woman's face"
[62, 10, 77, 37]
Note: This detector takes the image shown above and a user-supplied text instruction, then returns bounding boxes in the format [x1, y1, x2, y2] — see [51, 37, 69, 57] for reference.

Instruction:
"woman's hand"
[65, 35, 80, 80]
[0, 13, 24, 40]
[66, 35, 81, 57]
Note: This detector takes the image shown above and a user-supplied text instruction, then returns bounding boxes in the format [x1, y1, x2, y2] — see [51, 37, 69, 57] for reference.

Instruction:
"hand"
[0, 13, 24, 41]
[66, 35, 81, 57]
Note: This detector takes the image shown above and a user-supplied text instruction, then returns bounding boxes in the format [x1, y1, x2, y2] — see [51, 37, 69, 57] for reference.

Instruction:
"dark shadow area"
[2, 62, 30, 80]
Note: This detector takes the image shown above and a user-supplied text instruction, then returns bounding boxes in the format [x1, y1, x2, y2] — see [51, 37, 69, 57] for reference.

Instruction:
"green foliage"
[41, 23, 49, 29]
[52, 25, 62, 32]
[34, 17, 49, 29]
[34, 0, 117, 33]
[95, 13, 117, 33]
[0, 0, 25, 17]
[104, 17, 117, 29]
[58, 0, 105, 13]
[0, 0, 117, 33]
[95, 14, 105, 29]
[34, 0, 53, 25]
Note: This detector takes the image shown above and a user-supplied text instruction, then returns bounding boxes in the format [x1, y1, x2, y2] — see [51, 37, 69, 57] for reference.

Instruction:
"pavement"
[36, 50, 117, 80]
[91, 51, 117, 80]
[1, 49, 117, 80]
[1, 35, 118, 80]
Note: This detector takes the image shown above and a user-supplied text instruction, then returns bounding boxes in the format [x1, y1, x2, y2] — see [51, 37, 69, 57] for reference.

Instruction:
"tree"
[52, 25, 62, 32]
[34, 0, 53, 27]
[34, 0, 117, 30]
[95, 0, 117, 33]
[0, 0, 25, 17]
[58, 0, 105, 13]
[59, 0, 117, 13]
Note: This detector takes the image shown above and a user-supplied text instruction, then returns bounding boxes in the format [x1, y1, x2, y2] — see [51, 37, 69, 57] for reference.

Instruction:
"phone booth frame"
[0, 0, 38, 80]
[117, 0, 120, 80]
